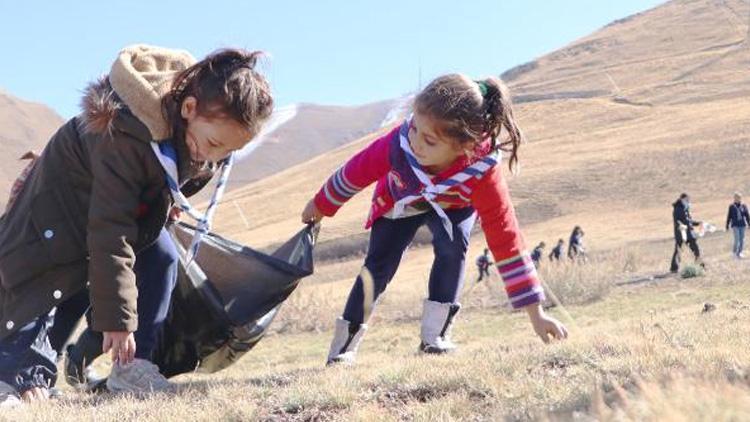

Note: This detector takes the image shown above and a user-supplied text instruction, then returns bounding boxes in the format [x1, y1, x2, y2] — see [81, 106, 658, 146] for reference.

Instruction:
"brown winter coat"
[0, 45, 213, 339]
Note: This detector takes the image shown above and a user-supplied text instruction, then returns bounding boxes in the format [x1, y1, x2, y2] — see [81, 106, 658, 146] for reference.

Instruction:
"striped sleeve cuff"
[314, 166, 364, 215]
[496, 253, 546, 309]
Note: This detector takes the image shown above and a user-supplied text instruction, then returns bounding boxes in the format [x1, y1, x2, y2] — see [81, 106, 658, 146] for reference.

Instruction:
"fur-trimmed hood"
[80, 44, 196, 141]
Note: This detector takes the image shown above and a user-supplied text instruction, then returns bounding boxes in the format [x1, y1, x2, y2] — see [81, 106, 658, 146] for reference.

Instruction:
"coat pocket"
[29, 189, 87, 265]
[0, 237, 52, 290]
[0, 188, 87, 290]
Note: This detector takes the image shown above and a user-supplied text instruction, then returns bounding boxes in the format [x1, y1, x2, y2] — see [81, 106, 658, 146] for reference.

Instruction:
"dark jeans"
[670, 237, 701, 272]
[343, 207, 476, 326]
[0, 228, 178, 392]
[476, 266, 490, 282]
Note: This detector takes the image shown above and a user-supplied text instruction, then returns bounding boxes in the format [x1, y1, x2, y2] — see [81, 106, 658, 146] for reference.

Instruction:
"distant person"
[670, 193, 704, 273]
[475, 249, 492, 282]
[530, 242, 546, 268]
[568, 226, 586, 261]
[302, 74, 567, 365]
[549, 239, 565, 262]
[725, 192, 750, 259]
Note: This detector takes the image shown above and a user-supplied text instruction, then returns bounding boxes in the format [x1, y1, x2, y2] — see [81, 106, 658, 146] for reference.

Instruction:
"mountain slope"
[0, 89, 64, 205]
[213, 0, 750, 256]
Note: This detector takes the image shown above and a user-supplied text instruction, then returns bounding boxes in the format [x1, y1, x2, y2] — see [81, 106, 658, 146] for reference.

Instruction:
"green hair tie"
[475, 80, 489, 97]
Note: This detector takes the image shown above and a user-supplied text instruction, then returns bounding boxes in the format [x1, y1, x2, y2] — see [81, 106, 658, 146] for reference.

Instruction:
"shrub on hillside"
[680, 264, 705, 279]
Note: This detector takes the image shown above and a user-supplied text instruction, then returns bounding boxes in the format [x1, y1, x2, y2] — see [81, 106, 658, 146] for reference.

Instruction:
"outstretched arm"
[308, 129, 394, 220]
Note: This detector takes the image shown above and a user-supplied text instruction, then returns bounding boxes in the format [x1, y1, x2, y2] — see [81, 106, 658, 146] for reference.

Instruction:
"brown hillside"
[0, 90, 63, 205]
[213, 0, 749, 258]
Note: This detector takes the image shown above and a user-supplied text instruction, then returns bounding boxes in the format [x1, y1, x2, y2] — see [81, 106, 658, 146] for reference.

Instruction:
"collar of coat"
[80, 44, 195, 142]
[79, 45, 215, 183]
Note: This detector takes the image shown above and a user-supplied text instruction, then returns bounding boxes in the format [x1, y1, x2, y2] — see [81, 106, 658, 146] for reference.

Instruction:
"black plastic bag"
[152, 222, 317, 377]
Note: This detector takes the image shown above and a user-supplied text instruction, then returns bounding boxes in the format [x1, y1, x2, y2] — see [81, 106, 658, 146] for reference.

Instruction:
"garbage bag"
[152, 221, 317, 377]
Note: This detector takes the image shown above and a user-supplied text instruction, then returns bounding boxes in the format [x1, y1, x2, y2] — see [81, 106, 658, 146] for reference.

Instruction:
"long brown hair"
[413, 74, 524, 171]
[162, 48, 274, 144]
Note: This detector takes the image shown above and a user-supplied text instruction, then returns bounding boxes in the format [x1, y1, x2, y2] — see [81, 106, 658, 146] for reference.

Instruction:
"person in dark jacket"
[530, 242, 546, 268]
[549, 239, 565, 262]
[725, 192, 750, 259]
[670, 193, 704, 273]
[475, 249, 492, 283]
[567, 226, 586, 261]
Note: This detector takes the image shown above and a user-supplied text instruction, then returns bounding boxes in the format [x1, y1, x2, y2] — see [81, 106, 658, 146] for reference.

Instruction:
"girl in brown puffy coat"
[0, 44, 273, 404]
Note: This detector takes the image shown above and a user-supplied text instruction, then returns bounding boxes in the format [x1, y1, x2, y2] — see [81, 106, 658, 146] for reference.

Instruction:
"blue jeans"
[476, 265, 490, 282]
[343, 207, 476, 326]
[0, 228, 178, 392]
[733, 226, 746, 256]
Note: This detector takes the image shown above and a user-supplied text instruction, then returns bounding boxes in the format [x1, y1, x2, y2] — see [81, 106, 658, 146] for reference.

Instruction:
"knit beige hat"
[109, 44, 196, 140]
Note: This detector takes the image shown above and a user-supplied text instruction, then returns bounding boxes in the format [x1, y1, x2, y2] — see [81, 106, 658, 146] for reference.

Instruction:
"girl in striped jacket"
[302, 74, 567, 365]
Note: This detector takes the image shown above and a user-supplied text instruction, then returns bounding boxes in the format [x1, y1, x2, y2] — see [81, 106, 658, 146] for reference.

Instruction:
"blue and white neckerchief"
[392, 118, 500, 240]
[150, 141, 234, 264]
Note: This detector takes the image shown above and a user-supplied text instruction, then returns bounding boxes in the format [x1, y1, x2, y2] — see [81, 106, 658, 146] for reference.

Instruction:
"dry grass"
[5, 0, 750, 420]
[6, 233, 750, 421]
[588, 376, 750, 421]
[270, 230, 731, 336]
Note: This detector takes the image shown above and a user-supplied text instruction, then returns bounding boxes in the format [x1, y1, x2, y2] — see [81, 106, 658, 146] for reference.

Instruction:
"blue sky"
[0, 0, 664, 118]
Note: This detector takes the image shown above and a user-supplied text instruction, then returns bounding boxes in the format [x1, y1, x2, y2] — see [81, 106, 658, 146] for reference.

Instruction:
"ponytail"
[479, 77, 523, 173]
[414, 74, 524, 173]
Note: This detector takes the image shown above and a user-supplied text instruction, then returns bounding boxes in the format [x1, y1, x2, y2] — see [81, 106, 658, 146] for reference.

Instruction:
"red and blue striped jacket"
[313, 125, 544, 309]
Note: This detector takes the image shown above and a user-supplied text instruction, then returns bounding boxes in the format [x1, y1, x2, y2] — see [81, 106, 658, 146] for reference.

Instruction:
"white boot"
[419, 300, 461, 354]
[326, 317, 368, 366]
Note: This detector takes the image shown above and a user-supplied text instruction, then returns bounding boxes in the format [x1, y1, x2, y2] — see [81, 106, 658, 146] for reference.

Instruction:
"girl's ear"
[450, 138, 468, 153]
[454, 139, 473, 157]
[181, 96, 198, 120]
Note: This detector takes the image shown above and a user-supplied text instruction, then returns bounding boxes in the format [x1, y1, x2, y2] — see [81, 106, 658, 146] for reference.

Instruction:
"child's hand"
[21, 387, 49, 402]
[102, 331, 136, 364]
[301, 199, 324, 224]
[525, 303, 568, 343]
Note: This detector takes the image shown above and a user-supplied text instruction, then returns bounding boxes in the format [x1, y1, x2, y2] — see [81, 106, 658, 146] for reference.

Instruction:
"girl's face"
[408, 111, 466, 173]
[181, 97, 254, 163]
